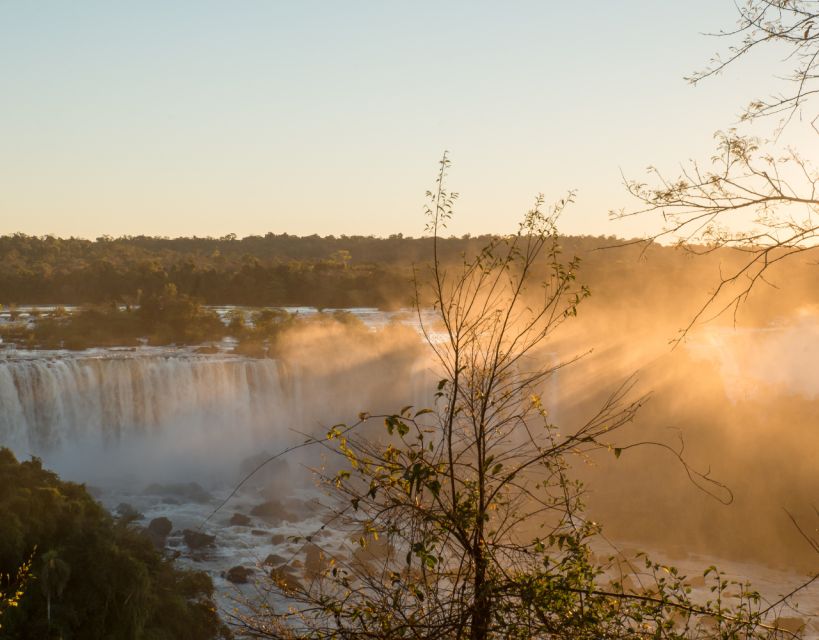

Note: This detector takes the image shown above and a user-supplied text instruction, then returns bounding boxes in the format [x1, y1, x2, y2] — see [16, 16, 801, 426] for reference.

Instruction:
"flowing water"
[0, 309, 816, 634]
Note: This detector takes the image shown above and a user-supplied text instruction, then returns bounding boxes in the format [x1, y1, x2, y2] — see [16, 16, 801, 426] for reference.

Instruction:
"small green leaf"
[385, 416, 396, 435]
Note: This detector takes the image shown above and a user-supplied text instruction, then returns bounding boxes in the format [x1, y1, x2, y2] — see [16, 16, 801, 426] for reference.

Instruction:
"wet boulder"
[115, 502, 143, 520]
[250, 499, 297, 523]
[269, 566, 302, 592]
[144, 516, 173, 549]
[352, 535, 393, 570]
[148, 516, 173, 537]
[263, 553, 287, 567]
[183, 529, 216, 549]
[223, 565, 254, 584]
[773, 618, 805, 634]
[229, 512, 252, 526]
[304, 543, 326, 579]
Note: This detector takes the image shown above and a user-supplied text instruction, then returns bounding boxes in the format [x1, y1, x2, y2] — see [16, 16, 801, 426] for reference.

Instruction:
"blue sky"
[0, 1, 783, 239]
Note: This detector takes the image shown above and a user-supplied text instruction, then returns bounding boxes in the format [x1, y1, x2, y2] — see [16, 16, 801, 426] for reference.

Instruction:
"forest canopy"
[2, 232, 818, 317]
[0, 448, 230, 639]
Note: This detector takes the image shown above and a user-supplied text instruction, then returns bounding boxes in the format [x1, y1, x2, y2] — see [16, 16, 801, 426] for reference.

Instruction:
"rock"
[148, 516, 173, 537]
[774, 617, 805, 634]
[115, 502, 143, 520]
[263, 553, 287, 567]
[195, 345, 220, 354]
[270, 533, 287, 545]
[224, 565, 254, 584]
[144, 516, 173, 549]
[143, 482, 213, 504]
[250, 499, 297, 522]
[229, 512, 252, 526]
[269, 566, 301, 592]
[281, 498, 312, 518]
[685, 575, 706, 588]
[251, 529, 268, 536]
[183, 529, 216, 549]
[352, 536, 393, 569]
[304, 543, 326, 579]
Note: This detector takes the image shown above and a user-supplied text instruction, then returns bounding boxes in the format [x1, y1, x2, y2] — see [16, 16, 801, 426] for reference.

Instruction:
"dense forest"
[0, 232, 681, 308]
[0, 233, 817, 314]
[0, 233, 468, 308]
[0, 449, 230, 639]
[2, 232, 818, 351]
[4, 231, 817, 312]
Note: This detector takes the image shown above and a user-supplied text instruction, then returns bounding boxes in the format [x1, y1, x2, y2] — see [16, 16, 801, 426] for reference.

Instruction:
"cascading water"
[0, 351, 289, 451]
[0, 340, 440, 607]
[0, 349, 302, 487]
[0, 356, 286, 451]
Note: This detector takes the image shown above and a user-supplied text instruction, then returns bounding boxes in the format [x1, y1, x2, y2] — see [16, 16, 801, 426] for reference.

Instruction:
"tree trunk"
[471, 540, 490, 640]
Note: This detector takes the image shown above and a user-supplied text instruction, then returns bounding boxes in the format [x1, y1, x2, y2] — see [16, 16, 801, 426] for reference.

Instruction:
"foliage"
[0, 291, 379, 352]
[136, 283, 225, 344]
[230, 158, 801, 639]
[0, 285, 225, 349]
[0, 553, 32, 632]
[0, 448, 231, 639]
[0, 233, 415, 308]
[4, 227, 811, 313]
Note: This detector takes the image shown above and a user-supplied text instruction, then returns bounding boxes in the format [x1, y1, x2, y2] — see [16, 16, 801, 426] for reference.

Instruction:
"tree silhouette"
[229, 157, 802, 639]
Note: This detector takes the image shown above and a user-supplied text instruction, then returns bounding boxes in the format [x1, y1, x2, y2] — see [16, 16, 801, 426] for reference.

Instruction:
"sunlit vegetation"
[229, 307, 367, 357]
[0, 553, 32, 633]
[3, 230, 819, 353]
[0, 233, 417, 308]
[233, 162, 803, 639]
[0, 285, 224, 350]
[3, 232, 819, 353]
[0, 448, 231, 639]
[0, 289, 373, 352]
[3, 232, 819, 321]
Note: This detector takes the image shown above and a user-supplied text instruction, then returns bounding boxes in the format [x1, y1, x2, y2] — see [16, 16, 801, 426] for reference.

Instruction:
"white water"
[0, 352, 287, 450]
[0, 349, 305, 488]
[0, 315, 816, 634]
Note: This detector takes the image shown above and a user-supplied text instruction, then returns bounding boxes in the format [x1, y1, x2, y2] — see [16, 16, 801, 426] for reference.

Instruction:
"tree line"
[2, 232, 817, 317]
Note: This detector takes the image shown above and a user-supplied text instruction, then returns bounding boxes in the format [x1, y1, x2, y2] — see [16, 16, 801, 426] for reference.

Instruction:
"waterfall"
[0, 342, 435, 486]
[0, 352, 290, 454]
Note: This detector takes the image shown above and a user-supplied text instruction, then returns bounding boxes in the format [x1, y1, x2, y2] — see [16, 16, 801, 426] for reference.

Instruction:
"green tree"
[231, 157, 796, 639]
[40, 549, 70, 627]
[0, 448, 231, 639]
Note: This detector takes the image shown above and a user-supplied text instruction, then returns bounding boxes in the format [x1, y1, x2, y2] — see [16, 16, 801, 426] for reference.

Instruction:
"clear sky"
[0, 1, 784, 239]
